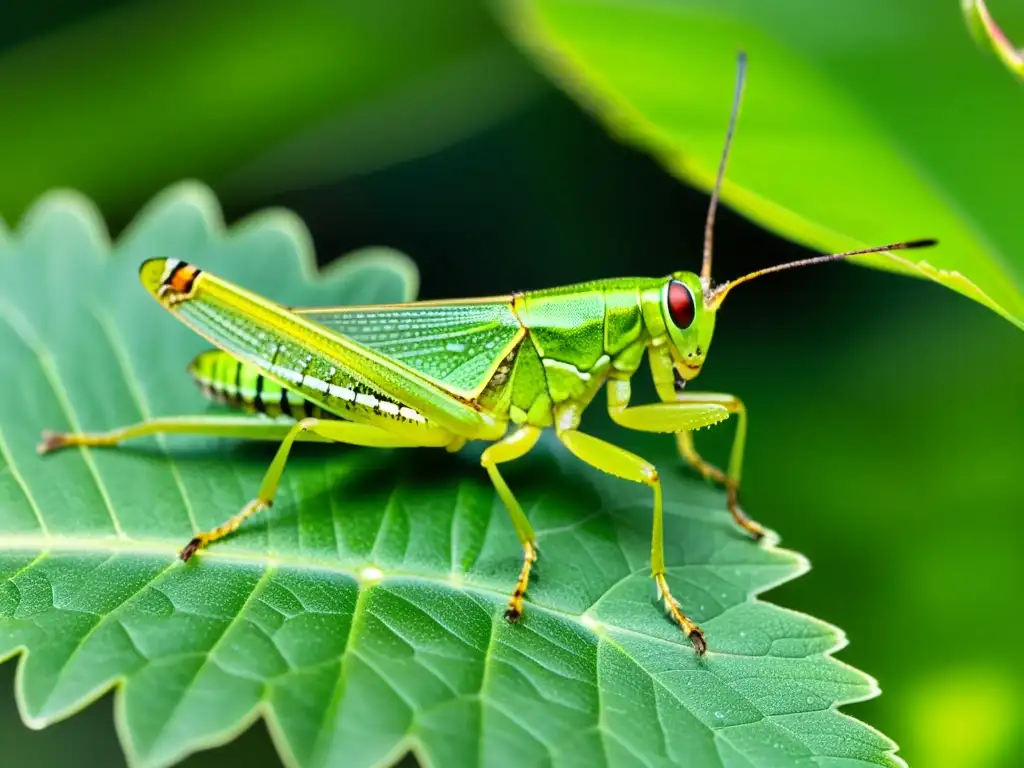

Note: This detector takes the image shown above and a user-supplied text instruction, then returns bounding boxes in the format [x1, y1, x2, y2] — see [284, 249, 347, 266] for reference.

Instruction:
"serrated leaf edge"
[0, 525, 902, 768]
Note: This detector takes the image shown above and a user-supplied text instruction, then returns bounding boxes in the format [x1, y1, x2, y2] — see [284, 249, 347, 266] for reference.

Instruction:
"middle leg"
[558, 428, 707, 654]
[608, 376, 764, 540]
[479, 426, 543, 621]
[672, 392, 764, 540]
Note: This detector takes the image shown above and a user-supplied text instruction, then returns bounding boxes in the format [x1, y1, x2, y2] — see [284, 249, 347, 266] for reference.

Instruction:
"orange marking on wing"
[169, 264, 200, 294]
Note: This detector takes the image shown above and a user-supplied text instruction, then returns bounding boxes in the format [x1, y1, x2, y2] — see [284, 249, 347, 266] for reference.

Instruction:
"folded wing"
[295, 299, 524, 398]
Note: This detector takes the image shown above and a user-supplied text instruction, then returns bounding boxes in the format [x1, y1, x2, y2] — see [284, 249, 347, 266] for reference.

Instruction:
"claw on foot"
[655, 573, 706, 654]
[37, 430, 118, 454]
[37, 431, 68, 455]
[688, 627, 707, 655]
[504, 541, 537, 623]
[505, 583, 527, 623]
[180, 537, 203, 562]
[742, 519, 766, 541]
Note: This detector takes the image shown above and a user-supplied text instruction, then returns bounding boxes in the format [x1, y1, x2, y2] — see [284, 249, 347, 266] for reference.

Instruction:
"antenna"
[705, 239, 939, 309]
[701, 51, 747, 286]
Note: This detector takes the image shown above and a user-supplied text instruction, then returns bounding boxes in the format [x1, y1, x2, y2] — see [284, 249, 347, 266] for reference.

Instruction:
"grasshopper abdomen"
[188, 349, 325, 421]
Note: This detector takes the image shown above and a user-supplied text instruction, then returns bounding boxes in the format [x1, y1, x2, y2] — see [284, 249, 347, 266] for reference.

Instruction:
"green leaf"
[0, 0, 542, 215]
[496, 0, 1024, 331]
[963, 0, 1024, 80]
[1, 183, 898, 767]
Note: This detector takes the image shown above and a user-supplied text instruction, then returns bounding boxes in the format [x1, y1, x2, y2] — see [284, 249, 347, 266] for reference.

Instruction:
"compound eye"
[667, 280, 695, 329]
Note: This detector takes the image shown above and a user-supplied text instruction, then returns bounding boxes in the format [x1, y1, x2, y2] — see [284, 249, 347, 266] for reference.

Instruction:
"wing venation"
[296, 300, 523, 397]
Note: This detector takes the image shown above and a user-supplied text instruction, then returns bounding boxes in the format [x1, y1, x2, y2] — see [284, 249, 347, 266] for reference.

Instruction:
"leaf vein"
[41, 559, 178, 712]
[311, 581, 369, 764]
[476, 615, 497, 768]
[0, 427, 48, 535]
[0, 302, 124, 538]
[146, 564, 275, 751]
[91, 307, 200, 535]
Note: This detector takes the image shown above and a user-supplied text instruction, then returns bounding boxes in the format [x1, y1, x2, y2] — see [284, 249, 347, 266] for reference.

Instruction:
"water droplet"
[714, 711, 725, 720]
[806, 696, 815, 705]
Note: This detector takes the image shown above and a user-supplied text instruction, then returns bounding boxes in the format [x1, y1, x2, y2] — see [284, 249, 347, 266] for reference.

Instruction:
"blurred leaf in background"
[497, 0, 1024, 330]
[963, 0, 1024, 80]
[0, 0, 544, 220]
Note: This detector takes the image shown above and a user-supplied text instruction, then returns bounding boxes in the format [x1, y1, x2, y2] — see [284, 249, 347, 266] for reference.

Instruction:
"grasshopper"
[38, 54, 935, 653]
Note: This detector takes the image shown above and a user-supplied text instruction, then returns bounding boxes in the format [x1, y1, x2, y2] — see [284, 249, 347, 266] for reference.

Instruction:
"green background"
[0, 1, 1020, 766]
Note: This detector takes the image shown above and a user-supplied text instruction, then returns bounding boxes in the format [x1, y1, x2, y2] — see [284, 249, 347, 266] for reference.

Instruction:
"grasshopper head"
[660, 271, 716, 383]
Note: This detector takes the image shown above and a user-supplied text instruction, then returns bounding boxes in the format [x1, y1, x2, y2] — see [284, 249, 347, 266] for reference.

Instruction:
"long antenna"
[701, 51, 748, 286]
[706, 238, 938, 309]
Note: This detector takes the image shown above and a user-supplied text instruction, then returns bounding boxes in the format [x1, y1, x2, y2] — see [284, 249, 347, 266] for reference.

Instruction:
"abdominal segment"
[188, 349, 432, 431]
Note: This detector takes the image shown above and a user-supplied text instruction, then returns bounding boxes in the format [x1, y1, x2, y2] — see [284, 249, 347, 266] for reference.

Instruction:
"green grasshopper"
[38, 54, 935, 653]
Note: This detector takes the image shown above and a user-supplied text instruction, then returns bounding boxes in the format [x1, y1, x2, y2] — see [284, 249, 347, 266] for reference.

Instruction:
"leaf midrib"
[0, 532, 803, 663]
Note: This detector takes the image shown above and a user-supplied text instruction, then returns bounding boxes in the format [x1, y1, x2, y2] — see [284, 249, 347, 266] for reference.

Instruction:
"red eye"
[667, 280, 695, 329]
